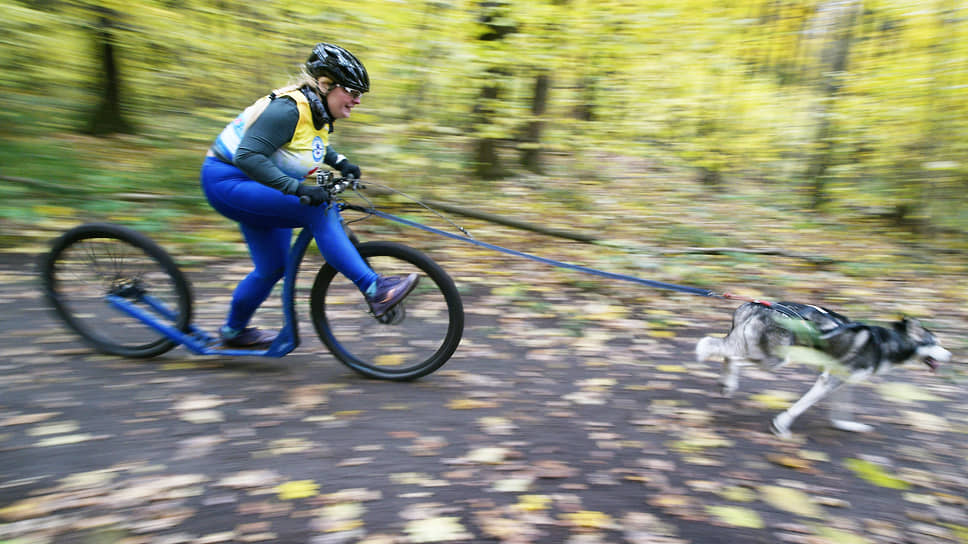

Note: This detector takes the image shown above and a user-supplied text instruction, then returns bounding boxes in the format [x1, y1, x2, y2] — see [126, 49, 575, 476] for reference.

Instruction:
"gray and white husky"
[696, 302, 951, 438]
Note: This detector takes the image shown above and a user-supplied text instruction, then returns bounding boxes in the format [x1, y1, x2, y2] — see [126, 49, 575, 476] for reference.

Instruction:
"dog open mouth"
[919, 345, 952, 373]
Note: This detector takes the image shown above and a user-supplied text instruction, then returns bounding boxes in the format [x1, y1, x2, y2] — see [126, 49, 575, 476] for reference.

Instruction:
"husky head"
[897, 317, 951, 371]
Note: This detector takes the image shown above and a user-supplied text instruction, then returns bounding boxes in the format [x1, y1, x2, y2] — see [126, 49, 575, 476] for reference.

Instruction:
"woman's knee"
[245, 265, 285, 290]
[263, 265, 286, 283]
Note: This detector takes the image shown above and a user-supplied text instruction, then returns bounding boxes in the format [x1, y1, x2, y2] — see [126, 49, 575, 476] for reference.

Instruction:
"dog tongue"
[925, 358, 938, 372]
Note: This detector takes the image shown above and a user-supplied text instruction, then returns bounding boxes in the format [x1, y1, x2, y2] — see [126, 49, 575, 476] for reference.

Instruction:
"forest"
[0, 0, 966, 240]
[2, 8, 967, 541]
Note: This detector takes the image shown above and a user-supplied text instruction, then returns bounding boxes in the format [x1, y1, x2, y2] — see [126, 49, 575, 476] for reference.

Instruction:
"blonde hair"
[274, 69, 334, 96]
[240, 71, 334, 132]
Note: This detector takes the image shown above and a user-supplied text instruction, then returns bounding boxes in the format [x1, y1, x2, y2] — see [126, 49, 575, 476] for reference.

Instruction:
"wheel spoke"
[43, 224, 192, 358]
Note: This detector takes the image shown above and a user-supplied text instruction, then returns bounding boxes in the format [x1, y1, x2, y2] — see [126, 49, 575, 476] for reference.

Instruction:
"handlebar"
[296, 170, 473, 239]
[298, 170, 364, 206]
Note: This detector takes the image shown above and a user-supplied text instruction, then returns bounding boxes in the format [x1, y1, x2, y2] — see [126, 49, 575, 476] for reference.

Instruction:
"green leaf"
[759, 485, 823, 518]
[706, 505, 765, 529]
[844, 459, 910, 490]
[812, 526, 872, 544]
[749, 390, 797, 410]
[717, 485, 757, 503]
[877, 383, 942, 404]
[275, 479, 319, 500]
[405, 516, 472, 543]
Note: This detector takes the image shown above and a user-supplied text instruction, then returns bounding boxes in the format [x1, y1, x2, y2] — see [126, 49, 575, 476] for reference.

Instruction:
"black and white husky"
[696, 302, 951, 438]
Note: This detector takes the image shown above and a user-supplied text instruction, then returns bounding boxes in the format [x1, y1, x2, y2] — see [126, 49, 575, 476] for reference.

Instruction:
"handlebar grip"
[299, 195, 312, 206]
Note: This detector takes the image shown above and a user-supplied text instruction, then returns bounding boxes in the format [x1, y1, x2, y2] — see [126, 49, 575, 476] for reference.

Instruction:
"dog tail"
[696, 336, 725, 362]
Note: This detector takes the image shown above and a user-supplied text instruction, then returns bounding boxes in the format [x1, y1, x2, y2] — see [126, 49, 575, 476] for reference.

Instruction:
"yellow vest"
[213, 89, 328, 180]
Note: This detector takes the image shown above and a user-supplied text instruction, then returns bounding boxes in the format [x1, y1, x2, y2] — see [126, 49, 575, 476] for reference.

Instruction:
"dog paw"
[830, 420, 874, 433]
[719, 383, 736, 397]
[771, 416, 793, 439]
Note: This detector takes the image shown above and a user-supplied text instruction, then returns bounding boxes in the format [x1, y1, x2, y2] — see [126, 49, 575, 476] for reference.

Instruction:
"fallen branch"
[421, 199, 597, 243]
[401, 196, 835, 265]
[656, 247, 837, 265]
[1, 174, 63, 191]
[5, 173, 837, 265]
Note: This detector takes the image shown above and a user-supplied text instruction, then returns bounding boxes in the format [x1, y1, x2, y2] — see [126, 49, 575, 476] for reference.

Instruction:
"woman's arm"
[234, 97, 302, 194]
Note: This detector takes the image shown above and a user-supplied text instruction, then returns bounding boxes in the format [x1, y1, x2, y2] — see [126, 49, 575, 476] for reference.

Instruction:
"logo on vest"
[312, 137, 325, 162]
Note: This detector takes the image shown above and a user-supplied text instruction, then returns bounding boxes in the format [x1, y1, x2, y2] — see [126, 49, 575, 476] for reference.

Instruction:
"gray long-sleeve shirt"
[231, 96, 343, 194]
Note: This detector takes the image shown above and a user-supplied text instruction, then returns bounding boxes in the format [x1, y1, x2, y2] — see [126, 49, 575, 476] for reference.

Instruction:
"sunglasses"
[338, 85, 364, 99]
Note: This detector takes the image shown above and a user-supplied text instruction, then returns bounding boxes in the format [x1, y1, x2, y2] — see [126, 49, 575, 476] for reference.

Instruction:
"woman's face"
[326, 84, 362, 119]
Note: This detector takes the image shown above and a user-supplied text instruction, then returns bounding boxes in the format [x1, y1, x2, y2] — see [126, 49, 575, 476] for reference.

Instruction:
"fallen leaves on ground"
[0, 212, 965, 543]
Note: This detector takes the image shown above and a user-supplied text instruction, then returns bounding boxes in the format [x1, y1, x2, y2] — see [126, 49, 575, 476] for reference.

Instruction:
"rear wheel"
[310, 241, 463, 380]
[41, 223, 192, 358]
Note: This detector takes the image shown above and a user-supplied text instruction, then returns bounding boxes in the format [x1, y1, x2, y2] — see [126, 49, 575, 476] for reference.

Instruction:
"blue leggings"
[201, 157, 378, 330]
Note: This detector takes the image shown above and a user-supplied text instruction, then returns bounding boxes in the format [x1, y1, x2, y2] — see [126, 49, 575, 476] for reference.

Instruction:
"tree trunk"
[471, 1, 516, 180]
[574, 75, 596, 121]
[698, 166, 723, 191]
[804, 0, 861, 209]
[472, 79, 505, 180]
[519, 72, 550, 173]
[86, 12, 133, 135]
[400, 0, 449, 123]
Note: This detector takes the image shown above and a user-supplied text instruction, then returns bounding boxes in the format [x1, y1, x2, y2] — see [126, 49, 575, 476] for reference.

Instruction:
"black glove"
[337, 159, 361, 179]
[294, 184, 329, 206]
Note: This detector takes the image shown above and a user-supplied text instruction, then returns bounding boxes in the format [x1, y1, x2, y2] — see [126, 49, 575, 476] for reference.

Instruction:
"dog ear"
[893, 318, 908, 332]
[898, 317, 930, 339]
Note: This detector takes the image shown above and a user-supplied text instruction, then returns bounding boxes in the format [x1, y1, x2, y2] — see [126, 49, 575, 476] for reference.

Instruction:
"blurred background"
[0, 0, 965, 302]
[1, 5, 966, 541]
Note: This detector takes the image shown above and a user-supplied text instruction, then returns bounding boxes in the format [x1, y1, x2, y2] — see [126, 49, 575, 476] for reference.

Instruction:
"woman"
[201, 43, 418, 348]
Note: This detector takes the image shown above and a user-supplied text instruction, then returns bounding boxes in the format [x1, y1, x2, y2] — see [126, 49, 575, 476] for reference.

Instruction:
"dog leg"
[720, 357, 740, 397]
[772, 371, 844, 439]
[828, 371, 874, 433]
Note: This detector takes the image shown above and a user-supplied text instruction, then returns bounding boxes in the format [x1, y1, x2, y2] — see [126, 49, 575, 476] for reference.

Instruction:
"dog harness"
[749, 300, 805, 319]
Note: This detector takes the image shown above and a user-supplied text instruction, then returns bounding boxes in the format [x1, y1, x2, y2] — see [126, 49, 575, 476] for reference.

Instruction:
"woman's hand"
[337, 160, 361, 179]
[295, 184, 330, 206]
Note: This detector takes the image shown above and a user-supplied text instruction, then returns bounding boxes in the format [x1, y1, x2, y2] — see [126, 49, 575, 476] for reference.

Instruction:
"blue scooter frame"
[106, 225, 317, 358]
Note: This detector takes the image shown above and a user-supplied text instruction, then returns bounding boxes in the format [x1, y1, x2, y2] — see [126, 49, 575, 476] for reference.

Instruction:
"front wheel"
[310, 241, 463, 380]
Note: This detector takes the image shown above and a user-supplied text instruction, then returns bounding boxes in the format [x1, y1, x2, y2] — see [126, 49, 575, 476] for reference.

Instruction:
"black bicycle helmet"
[305, 43, 370, 93]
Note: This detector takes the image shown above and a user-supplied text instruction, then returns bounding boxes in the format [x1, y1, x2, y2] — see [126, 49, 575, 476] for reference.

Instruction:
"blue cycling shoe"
[366, 274, 419, 318]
